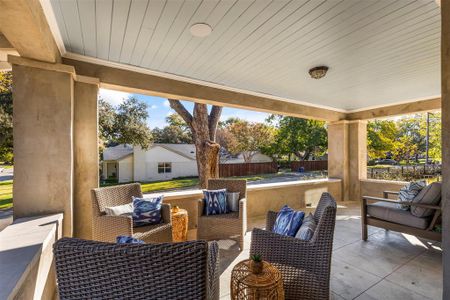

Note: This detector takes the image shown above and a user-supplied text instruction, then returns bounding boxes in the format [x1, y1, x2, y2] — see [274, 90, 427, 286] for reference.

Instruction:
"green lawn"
[0, 180, 13, 209]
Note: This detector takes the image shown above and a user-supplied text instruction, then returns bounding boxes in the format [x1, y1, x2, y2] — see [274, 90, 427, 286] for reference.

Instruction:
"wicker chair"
[197, 179, 247, 250]
[250, 192, 337, 300]
[92, 183, 172, 243]
[54, 238, 220, 300]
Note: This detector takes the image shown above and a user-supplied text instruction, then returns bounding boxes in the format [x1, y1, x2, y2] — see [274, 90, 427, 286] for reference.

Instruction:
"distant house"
[102, 144, 198, 183]
[221, 152, 273, 164]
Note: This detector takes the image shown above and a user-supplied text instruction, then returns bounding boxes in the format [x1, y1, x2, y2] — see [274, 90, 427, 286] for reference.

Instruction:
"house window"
[158, 162, 172, 174]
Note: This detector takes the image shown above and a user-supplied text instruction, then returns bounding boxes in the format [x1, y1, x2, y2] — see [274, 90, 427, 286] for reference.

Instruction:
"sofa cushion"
[204, 189, 228, 215]
[105, 203, 133, 216]
[272, 205, 305, 237]
[398, 181, 426, 209]
[411, 182, 441, 218]
[367, 201, 430, 229]
[295, 213, 316, 241]
[227, 192, 240, 212]
[132, 196, 163, 227]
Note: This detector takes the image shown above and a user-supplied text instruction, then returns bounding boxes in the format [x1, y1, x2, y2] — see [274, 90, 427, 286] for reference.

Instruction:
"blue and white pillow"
[116, 235, 145, 244]
[295, 213, 317, 241]
[132, 196, 163, 227]
[272, 205, 305, 237]
[203, 189, 228, 215]
[398, 181, 426, 210]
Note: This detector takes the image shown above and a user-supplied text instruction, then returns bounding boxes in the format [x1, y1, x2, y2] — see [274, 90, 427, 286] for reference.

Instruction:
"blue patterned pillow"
[272, 205, 305, 237]
[203, 189, 228, 215]
[295, 213, 317, 241]
[132, 196, 163, 227]
[398, 181, 426, 210]
[116, 235, 145, 244]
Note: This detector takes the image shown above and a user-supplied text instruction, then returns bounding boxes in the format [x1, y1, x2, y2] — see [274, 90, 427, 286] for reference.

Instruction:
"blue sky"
[99, 88, 271, 129]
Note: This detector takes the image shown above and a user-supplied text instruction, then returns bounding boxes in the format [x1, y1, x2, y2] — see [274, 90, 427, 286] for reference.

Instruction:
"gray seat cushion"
[367, 201, 430, 229]
[411, 182, 441, 218]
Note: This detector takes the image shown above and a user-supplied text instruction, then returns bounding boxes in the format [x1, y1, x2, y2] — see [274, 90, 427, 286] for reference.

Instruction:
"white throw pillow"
[104, 203, 133, 216]
[227, 192, 240, 212]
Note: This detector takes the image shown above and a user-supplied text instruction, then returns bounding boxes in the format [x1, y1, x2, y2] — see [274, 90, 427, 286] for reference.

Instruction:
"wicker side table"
[231, 259, 284, 300]
[171, 207, 188, 242]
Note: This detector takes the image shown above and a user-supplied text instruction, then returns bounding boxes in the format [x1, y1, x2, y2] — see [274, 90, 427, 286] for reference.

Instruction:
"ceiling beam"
[63, 57, 346, 121]
[346, 98, 441, 120]
[0, 0, 60, 63]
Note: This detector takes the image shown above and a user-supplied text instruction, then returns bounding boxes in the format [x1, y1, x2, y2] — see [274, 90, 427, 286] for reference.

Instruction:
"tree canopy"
[0, 71, 13, 163]
[152, 113, 193, 144]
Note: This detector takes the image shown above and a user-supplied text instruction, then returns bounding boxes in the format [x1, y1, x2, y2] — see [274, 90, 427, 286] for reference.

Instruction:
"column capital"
[8, 55, 75, 75]
[75, 75, 100, 86]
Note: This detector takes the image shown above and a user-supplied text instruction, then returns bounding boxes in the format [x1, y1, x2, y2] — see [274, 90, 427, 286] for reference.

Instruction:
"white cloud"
[150, 104, 158, 109]
[98, 88, 131, 106]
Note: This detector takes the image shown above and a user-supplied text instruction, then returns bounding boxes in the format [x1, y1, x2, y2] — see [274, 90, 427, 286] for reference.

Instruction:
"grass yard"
[0, 180, 13, 209]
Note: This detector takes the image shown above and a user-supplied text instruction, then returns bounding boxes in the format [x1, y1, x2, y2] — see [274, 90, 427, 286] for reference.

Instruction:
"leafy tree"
[367, 120, 397, 159]
[168, 99, 222, 188]
[98, 97, 152, 150]
[226, 119, 275, 162]
[152, 113, 193, 144]
[265, 115, 327, 161]
[0, 71, 13, 163]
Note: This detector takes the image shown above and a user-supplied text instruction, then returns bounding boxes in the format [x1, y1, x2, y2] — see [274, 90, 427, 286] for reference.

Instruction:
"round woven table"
[171, 208, 188, 242]
[231, 259, 284, 300]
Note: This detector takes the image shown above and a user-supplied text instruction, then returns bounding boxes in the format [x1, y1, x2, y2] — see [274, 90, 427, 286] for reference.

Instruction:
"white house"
[102, 144, 198, 183]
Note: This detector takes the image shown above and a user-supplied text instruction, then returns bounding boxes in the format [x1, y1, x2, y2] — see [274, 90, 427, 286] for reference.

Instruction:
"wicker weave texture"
[91, 183, 173, 243]
[54, 238, 220, 300]
[197, 179, 247, 250]
[251, 192, 337, 300]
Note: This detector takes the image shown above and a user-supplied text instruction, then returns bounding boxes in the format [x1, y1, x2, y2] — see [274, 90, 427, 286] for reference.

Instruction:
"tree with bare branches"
[168, 99, 222, 188]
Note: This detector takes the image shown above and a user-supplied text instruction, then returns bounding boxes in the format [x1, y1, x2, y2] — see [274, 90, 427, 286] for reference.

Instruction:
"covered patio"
[0, 0, 448, 299]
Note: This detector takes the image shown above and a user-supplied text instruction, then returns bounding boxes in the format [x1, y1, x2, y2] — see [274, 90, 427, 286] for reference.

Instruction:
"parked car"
[375, 159, 398, 165]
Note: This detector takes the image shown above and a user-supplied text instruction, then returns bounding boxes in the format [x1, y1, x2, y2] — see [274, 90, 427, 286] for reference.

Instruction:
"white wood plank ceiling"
[49, 0, 441, 111]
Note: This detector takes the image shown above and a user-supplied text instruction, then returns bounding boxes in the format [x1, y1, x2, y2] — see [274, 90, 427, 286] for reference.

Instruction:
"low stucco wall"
[360, 179, 407, 199]
[149, 179, 342, 230]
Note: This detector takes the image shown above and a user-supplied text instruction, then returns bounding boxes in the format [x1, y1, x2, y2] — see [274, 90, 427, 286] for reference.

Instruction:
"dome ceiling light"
[190, 23, 212, 37]
[309, 66, 329, 79]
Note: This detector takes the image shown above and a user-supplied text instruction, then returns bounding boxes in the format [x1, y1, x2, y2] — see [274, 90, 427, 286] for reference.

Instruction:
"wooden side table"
[171, 207, 188, 242]
[231, 259, 284, 300]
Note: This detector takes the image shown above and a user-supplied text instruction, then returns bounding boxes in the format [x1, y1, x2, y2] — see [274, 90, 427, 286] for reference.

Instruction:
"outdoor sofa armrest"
[362, 196, 441, 211]
[383, 190, 400, 199]
[207, 241, 220, 300]
[96, 215, 133, 239]
[161, 203, 172, 224]
[266, 210, 278, 231]
[239, 198, 247, 220]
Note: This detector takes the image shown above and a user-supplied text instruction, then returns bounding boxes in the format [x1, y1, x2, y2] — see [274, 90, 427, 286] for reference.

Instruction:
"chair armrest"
[207, 241, 220, 300]
[161, 203, 171, 224]
[383, 190, 400, 199]
[197, 199, 204, 218]
[362, 196, 441, 211]
[95, 215, 133, 239]
[266, 211, 278, 231]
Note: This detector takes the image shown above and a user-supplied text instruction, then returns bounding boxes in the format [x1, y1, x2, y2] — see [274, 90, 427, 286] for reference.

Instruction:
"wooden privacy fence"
[219, 162, 278, 177]
[291, 160, 328, 172]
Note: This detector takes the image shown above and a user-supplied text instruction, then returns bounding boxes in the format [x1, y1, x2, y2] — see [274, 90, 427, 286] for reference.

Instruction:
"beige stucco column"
[441, 1, 450, 297]
[11, 56, 75, 236]
[328, 120, 367, 201]
[73, 77, 99, 239]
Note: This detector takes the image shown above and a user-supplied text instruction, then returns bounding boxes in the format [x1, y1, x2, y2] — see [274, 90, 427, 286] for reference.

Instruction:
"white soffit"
[47, 0, 441, 111]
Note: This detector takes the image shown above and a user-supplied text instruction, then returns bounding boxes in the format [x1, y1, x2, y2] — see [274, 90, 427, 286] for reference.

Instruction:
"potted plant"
[250, 254, 263, 274]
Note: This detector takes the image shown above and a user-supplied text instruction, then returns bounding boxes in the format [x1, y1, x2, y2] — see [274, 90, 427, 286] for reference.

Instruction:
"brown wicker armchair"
[197, 179, 247, 250]
[92, 183, 172, 243]
[250, 192, 337, 300]
[54, 238, 220, 300]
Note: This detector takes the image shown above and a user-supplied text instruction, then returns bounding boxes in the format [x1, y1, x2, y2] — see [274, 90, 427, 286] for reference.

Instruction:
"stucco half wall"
[147, 178, 342, 230]
[360, 179, 408, 199]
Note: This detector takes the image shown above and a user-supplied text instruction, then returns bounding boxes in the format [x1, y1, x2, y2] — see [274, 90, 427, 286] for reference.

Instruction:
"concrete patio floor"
[216, 203, 442, 300]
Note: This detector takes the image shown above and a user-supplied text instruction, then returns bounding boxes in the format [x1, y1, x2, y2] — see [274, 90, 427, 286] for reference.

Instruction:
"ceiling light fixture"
[309, 66, 329, 79]
[190, 23, 212, 37]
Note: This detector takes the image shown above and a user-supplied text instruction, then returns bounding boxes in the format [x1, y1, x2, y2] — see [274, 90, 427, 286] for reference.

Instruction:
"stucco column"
[441, 1, 450, 297]
[11, 57, 75, 236]
[73, 77, 99, 239]
[328, 120, 367, 201]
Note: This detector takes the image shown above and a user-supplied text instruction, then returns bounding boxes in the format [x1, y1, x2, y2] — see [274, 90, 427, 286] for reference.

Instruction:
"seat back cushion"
[398, 181, 426, 209]
[411, 182, 441, 218]
[272, 205, 305, 237]
[295, 213, 316, 241]
[132, 196, 163, 227]
[203, 189, 228, 215]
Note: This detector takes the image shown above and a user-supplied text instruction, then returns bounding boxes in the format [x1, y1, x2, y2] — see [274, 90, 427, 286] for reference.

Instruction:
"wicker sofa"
[250, 192, 337, 300]
[362, 182, 442, 241]
[54, 238, 220, 300]
[91, 183, 172, 243]
[197, 179, 247, 250]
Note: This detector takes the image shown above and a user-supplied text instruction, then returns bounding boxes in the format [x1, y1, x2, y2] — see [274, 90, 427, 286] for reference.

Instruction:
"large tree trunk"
[169, 99, 222, 188]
